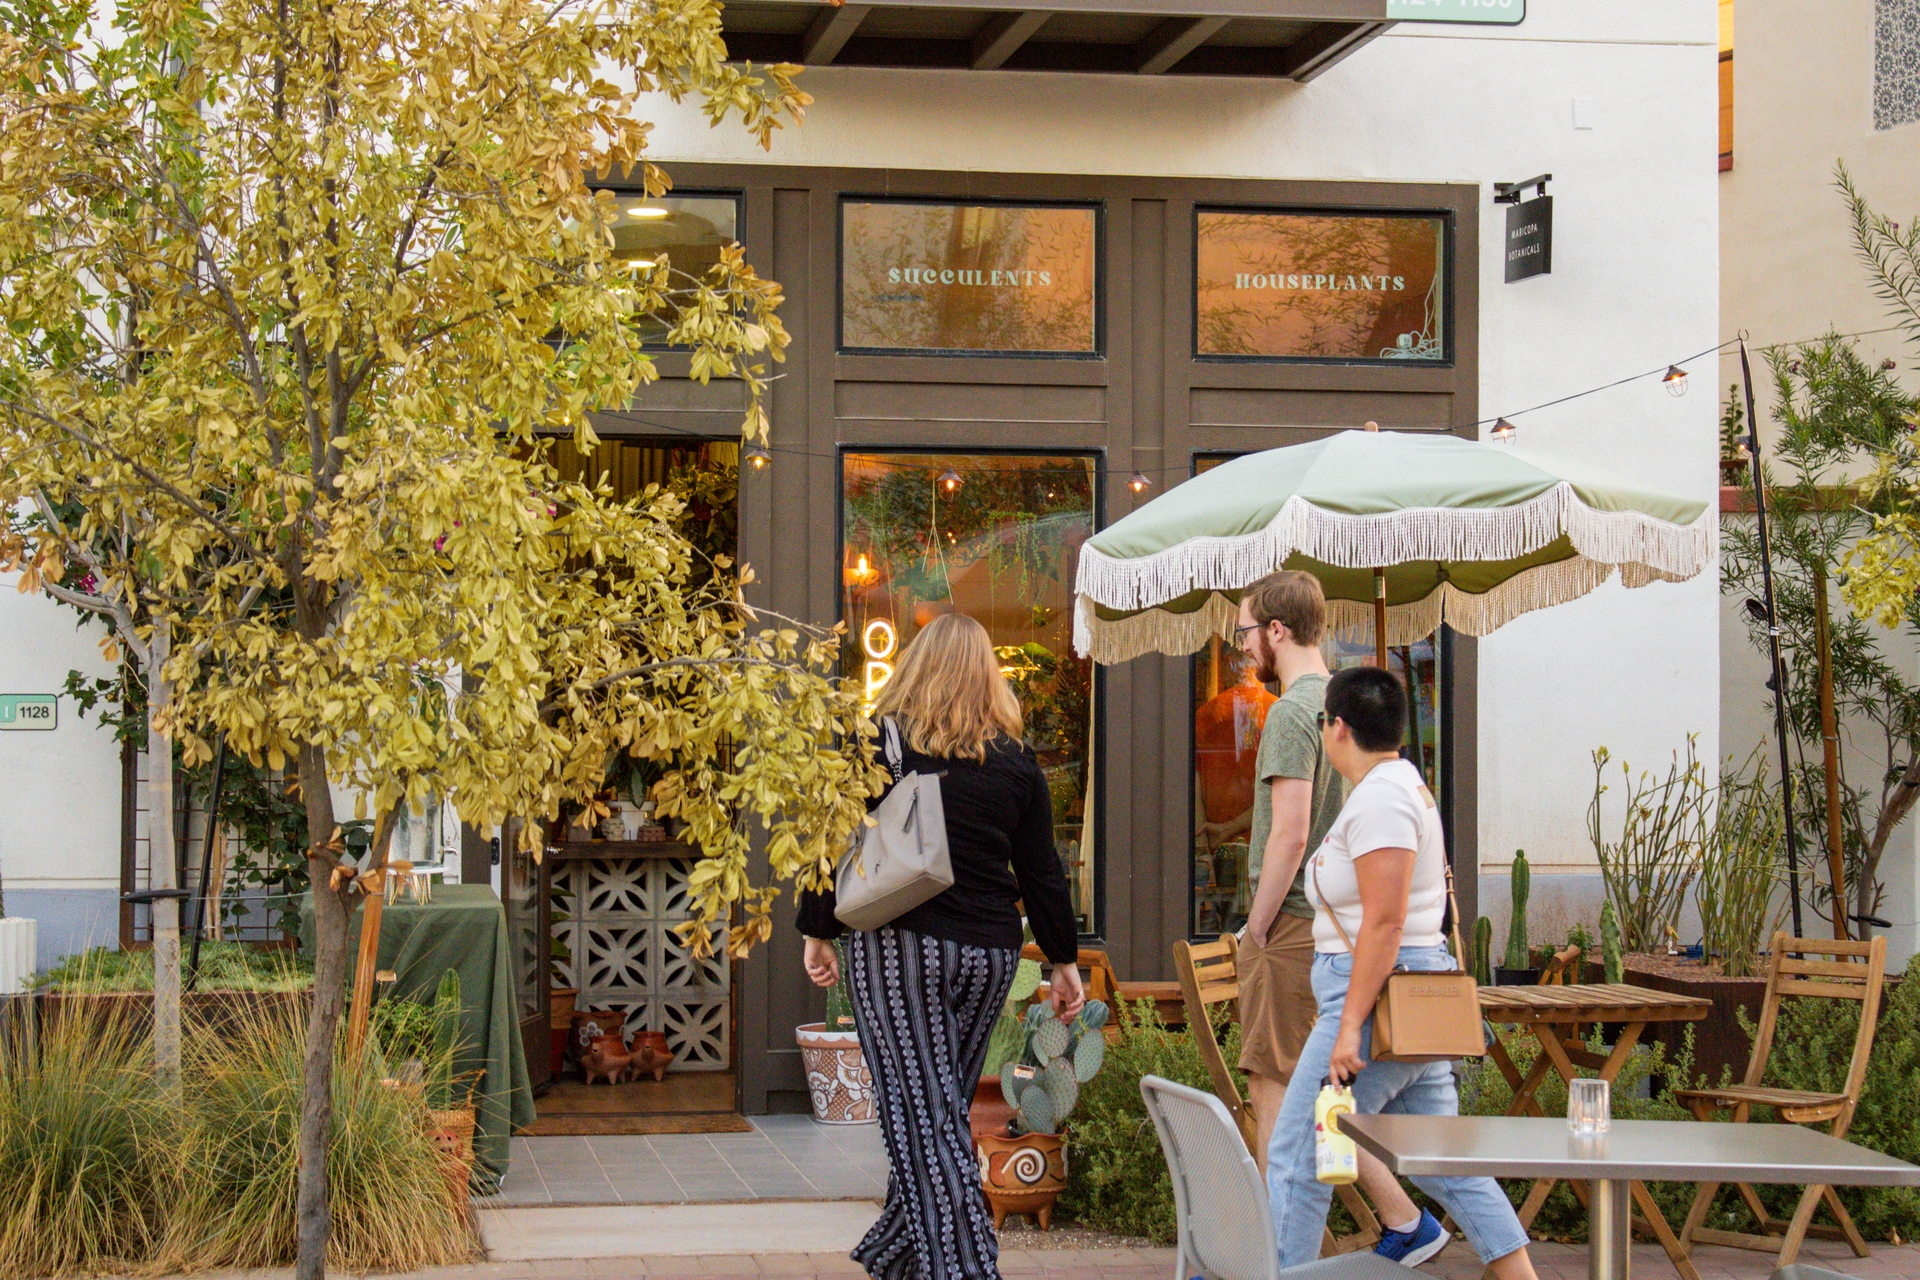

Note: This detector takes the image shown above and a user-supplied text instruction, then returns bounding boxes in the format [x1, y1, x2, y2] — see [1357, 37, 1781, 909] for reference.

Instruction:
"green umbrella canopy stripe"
[1071, 431, 1710, 663]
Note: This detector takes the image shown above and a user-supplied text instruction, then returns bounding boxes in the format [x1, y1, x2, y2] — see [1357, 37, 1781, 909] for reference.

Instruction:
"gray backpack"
[833, 718, 955, 932]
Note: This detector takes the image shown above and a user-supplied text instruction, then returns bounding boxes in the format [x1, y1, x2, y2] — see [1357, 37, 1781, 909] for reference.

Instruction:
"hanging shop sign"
[1194, 209, 1448, 362]
[1386, 0, 1524, 24]
[0, 694, 56, 730]
[839, 200, 1100, 355]
[1495, 176, 1552, 283]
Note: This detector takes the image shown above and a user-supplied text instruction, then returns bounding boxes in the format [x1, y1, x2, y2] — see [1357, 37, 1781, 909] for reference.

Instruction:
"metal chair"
[1675, 932, 1888, 1268]
[1139, 1074, 1411, 1280]
[1172, 935, 1381, 1256]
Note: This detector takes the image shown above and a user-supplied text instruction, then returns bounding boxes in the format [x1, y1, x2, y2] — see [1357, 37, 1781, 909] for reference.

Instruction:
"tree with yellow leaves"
[0, 0, 879, 1272]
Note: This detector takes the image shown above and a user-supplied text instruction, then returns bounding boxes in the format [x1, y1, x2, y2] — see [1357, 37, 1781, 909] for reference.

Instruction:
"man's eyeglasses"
[1316, 711, 1333, 729]
[1231, 624, 1260, 645]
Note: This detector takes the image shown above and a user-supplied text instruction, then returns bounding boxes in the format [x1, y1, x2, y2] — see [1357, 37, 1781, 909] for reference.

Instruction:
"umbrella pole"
[1374, 568, 1389, 669]
[1740, 337, 1806, 938]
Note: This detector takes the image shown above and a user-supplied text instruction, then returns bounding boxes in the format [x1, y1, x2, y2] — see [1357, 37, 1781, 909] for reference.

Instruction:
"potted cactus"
[796, 940, 876, 1125]
[1494, 850, 1539, 986]
[977, 997, 1108, 1231]
[1470, 916, 1494, 987]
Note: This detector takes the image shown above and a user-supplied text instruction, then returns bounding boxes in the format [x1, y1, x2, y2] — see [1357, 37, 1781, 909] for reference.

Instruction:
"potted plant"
[1493, 850, 1539, 985]
[374, 968, 477, 1203]
[549, 932, 578, 1076]
[974, 955, 1045, 1139]
[0, 863, 36, 997]
[979, 997, 1108, 1231]
[796, 940, 875, 1124]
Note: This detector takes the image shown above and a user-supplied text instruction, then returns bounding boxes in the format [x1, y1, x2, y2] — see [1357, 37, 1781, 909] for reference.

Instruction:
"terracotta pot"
[796, 1022, 877, 1125]
[631, 1029, 673, 1082]
[549, 1024, 570, 1077]
[570, 1008, 626, 1062]
[426, 1105, 477, 1216]
[970, 1075, 1015, 1143]
[977, 1130, 1066, 1231]
[550, 988, 579, 1028]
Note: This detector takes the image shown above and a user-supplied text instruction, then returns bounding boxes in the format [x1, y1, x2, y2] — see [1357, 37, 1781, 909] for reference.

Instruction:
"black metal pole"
[186, 737, 226, 989]
[1740, 337, 1806, 937]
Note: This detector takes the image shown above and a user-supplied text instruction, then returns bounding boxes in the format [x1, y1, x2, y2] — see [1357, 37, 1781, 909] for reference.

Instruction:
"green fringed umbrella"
[1072, 429, 1711, 663]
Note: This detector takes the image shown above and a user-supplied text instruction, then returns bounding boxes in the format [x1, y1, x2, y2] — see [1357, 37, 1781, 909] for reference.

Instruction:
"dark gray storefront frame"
[586, 163, 1482, 1114]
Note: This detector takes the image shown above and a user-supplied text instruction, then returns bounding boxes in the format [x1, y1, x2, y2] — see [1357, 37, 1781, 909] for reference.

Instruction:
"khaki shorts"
[1235, 912, 1319, 1084]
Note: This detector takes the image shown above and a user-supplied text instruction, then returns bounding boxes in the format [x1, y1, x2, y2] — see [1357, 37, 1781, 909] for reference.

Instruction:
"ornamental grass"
[0, 951, 476, 1276]
[155, 995, 477, 1273]
[0, 992, 171, 1275]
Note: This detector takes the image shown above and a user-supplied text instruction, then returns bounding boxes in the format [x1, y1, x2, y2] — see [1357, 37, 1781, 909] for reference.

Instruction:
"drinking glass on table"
[1567, 1078, 1611, 1135]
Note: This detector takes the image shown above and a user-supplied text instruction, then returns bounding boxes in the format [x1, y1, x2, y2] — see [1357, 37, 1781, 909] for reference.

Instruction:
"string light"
[938, 468, 963, 492]
[1129, 472, 1154, 493]
[744, 445, 770, 471]
[1490, 418, 1517, 443]
[1663, 365, 1690, 397]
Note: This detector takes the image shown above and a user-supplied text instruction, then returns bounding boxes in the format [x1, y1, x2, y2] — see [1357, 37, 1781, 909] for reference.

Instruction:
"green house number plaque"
[1386, 0, 1524, 23]
[0, 695, 56, 730]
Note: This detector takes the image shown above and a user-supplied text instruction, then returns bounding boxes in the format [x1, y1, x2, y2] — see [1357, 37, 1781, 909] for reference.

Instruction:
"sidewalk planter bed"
[1624, 953, 1769, 1087]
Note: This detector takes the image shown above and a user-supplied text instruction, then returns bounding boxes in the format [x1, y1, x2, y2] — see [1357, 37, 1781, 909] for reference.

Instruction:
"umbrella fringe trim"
[1075, 484, 1710, 612]
[1074, 556, 1631, 662]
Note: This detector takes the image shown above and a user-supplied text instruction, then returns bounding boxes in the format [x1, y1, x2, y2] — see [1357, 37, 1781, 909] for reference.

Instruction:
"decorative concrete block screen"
[551, 855, 730, 1071]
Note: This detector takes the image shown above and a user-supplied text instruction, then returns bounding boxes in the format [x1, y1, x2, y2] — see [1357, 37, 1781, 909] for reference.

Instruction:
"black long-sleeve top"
[796, 733, 1080, 964]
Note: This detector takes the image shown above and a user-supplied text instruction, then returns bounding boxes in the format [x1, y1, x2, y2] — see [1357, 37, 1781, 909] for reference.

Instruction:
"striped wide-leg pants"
[845, 926, 1020, 1280]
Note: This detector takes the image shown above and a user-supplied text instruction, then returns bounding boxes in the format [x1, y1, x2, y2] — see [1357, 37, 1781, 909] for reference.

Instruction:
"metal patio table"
[1342, 1114, 1920, 1280]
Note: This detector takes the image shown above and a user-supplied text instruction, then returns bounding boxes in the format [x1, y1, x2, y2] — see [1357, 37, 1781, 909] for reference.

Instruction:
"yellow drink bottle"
[1315, 1083, 1358, 1185]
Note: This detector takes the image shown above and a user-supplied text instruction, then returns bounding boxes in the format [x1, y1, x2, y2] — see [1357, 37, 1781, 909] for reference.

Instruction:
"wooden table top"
[1478, 982, 1711, 1023]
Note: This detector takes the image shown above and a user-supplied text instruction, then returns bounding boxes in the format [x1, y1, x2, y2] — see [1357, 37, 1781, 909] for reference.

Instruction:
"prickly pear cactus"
[1503, 850, 1531, 971]
[1009, 999, 1110, 1136]
[1600, 899, 1624, 985]
[1472, 916, 1493, 986]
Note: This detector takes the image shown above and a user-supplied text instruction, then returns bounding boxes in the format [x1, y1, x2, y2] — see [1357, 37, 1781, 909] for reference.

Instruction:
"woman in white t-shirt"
[1264, 667, 1538, 1280]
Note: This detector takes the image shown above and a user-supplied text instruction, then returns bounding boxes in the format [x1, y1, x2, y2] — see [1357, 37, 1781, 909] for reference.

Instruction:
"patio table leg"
[1590, 1178, 1631, 1280]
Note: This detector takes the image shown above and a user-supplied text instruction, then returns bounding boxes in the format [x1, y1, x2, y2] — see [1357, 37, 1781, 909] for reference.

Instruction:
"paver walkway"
[485, 1117, 889, 1206]
[132, 1239, 1920, 1279]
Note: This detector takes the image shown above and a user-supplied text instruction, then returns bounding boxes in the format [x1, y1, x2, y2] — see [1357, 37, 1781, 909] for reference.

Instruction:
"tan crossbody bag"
[1313, 849, 1485, 1063]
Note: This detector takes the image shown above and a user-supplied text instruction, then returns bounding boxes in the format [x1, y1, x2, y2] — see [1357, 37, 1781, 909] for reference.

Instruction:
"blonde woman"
[799, 612, 1084, 1280]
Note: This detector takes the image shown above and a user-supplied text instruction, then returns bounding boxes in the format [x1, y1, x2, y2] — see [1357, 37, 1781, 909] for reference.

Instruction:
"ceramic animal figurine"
[630, 1030, 673, 1082]
[582, 1033, 634, 1085]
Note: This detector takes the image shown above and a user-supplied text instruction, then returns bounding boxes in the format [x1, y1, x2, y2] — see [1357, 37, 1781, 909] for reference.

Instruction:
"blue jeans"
[1266, 945, 1530, 1268]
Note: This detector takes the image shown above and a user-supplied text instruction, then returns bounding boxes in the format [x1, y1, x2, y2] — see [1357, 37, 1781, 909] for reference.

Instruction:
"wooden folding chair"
[1675, 932, 1888, 1269]
[1538, 944, 1583, 986]
[1172, 935, 1381, 1258]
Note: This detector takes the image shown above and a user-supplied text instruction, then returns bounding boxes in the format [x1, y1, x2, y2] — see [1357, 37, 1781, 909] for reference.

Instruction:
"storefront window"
[1194, 209, 1448, 362]
[606, 194, 742, 345]
[842, 453, 1099, 934]
[1188, 457, 1442, 938]
[840, 201, 1100, 355]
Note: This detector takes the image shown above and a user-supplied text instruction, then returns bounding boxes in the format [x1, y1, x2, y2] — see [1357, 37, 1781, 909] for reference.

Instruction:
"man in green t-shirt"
[1234, 571, 1423, 1248]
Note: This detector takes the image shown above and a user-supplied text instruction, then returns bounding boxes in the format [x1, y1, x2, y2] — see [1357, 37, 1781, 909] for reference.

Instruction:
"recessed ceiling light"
[626, 206, 669, 219]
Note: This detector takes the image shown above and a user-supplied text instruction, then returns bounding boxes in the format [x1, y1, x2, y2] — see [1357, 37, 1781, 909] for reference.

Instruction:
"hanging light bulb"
[1129, 471, 1154, 494]
[1663, 364, 1690, 397]
[744, 445, 771, 471]
[938, 468, 963, 493]
[1490, 418, 1517, 443]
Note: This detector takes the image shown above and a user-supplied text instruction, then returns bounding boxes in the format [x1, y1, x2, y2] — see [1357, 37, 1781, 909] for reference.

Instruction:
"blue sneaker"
[1373, 1208, 1449, 1267]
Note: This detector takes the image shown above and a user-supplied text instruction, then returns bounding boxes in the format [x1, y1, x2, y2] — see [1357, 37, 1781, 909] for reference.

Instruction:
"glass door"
[501, 817, 552, 1089]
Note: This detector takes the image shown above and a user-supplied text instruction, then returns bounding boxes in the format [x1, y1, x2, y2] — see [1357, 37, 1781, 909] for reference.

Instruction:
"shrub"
[1058, 999, 1239, 1242]
[158, 997, 477, 1271]
[1724, 955, 1920, 1238]
[36, 942, 312, 992]
[0, 997, 172, 1274]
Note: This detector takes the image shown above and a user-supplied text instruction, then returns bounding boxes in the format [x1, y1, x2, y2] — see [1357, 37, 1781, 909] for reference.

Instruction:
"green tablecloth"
[299, 884, 534, 1190]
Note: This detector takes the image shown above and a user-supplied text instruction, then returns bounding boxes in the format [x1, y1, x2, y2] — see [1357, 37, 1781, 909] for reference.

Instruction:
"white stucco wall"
[643, 0, 1723, 931]
[0, 568, 123, 967]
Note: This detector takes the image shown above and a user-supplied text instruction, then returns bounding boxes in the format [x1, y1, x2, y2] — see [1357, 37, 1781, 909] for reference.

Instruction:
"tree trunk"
[148, 624, 182, 1094]
[295, 742, 344, 1280]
